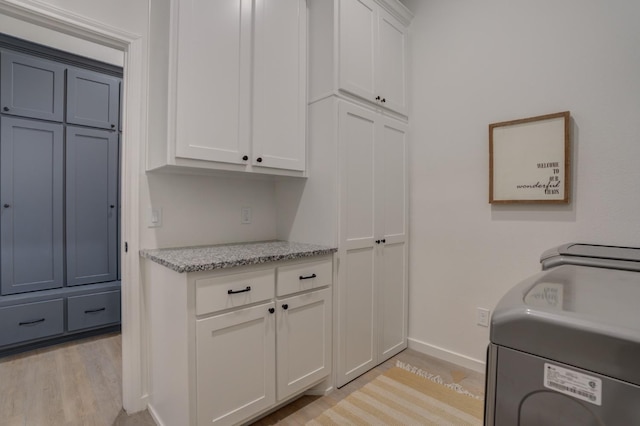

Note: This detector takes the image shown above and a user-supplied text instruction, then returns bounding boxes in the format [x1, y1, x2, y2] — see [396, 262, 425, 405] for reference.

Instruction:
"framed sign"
[489, 111, 570, 204]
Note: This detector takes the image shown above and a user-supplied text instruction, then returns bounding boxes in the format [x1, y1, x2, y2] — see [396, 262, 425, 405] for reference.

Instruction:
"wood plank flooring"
[0, 333, 485, 425]
[0, 332, 153, 426]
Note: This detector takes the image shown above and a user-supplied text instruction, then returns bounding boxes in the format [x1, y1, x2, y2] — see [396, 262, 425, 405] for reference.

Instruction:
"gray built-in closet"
[0, 36, 122, 354]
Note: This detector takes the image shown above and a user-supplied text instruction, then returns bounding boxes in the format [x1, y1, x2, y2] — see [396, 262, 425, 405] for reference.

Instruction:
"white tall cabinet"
[147, 0, 307, 176]
[277, 0, 412, 388]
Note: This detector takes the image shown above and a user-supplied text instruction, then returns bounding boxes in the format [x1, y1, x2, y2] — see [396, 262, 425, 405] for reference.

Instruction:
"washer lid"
[491, 264, 640, 385]
[541, 243, 640, 271]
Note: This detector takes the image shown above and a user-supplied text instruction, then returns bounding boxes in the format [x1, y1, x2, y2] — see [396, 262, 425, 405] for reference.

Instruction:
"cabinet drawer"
[67, 290, 121, 332]
[0, 299, 64, 347]
[277, 258, 332, 297]
[196, 269, 274, 316]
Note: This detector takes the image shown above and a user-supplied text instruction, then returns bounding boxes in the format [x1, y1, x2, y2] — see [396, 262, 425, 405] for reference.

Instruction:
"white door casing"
[0, 0, 147, 413]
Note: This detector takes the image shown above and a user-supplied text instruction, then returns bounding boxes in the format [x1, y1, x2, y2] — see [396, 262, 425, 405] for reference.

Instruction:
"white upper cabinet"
[376, 8, 408, 115]
[148, 0, 307, 176]
[309, 0, 411, 116]
[173, 0, 250, 166]
[253, 0, 307, 171]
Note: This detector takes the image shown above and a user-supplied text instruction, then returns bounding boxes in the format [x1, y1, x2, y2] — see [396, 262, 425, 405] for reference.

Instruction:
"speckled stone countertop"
[139, 240, 337, 273]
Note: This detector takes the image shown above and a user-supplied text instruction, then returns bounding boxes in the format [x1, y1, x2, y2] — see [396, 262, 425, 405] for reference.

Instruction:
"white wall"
[403, 0, 640, 368]
[143, 173, 277, 248]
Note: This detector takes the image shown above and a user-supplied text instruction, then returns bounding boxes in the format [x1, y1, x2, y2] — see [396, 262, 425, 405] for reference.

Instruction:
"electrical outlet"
[241, 207, 252, 224]
[477, 308, 490, 327]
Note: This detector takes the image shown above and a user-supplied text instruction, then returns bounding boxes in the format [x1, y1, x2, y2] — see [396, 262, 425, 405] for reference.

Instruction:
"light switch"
[241, 207, 252, 224]
[148, 207, 162, 228]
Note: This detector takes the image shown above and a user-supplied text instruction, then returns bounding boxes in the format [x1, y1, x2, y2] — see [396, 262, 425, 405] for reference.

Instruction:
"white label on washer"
[544, 363, 602, 406]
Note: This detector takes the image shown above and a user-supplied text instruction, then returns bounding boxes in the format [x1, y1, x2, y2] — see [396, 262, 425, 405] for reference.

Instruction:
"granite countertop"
[139, 240, 337, 273]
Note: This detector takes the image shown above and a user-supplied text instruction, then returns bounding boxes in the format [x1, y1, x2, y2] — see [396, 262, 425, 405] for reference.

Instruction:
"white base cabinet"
[144, 255, 332, 426]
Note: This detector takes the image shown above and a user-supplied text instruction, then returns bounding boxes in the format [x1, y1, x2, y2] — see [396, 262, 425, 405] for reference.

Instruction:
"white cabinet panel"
[337, 0, 409, 115]
[340, 104, 376, 245]
[175, 0, 250, 164]
[276, 258, 332, 297]
[253, 0, 306, 171]
[196, 302, 276, 426]
[377, 8, 408, 115]
[339, 0, 376, 102]
[339, 247, 376, 384]
[378, 240, 407, 359]
[276, 287, 331, 400]
[195, 268, 274, 316]
[380, 118, 407, 238]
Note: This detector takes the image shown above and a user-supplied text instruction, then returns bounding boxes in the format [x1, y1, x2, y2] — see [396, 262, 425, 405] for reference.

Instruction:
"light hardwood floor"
[0, 332, 153, 426]
[0, 333, 485, 425]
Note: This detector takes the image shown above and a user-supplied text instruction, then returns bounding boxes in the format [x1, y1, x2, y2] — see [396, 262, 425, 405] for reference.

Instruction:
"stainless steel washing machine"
[485, 243, 640, 425]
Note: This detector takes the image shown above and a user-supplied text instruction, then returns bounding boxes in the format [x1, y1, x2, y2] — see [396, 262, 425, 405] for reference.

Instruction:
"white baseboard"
[408, 337, 486, 373]
[147, 403, 165, 426]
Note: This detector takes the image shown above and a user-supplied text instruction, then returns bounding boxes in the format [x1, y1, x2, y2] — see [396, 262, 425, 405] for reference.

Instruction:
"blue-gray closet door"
[66, 126, 118, 286]
[1, 117, 64, 295]
[66, 68, 120, 130]
[0, 50, 65, 122]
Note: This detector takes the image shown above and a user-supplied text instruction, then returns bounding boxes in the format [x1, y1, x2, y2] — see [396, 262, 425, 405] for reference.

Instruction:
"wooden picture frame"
[489, 111, 570, 204]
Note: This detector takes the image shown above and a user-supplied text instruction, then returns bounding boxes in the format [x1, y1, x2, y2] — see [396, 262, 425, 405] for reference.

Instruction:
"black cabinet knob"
[110, 205, 115, 209]
[3, 204, 10, 208]
[375, 240, 381, 244]
[256, 157, 263, 163]
[382, 239, 386, 243]
[282, 304, 289, 310]
[375, 96, 381, 101]
[381, 98, 386, 103]
[268, 308, 275, 314]
[3, 107, 9, 112]
[111, 124, 116, 128]
[242, 155, 249, 161]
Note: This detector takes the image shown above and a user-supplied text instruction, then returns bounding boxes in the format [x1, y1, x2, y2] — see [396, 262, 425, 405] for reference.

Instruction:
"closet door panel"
[0, 50, 65, 122]
[0, 117, 64, 295]
[66, 126, 118, 286]
[66, 68, 120, 130]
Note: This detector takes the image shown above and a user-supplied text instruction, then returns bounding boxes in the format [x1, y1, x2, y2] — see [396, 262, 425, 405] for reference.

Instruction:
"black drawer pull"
[228, 286, 251, 295]
[19, 318, 45, 326]
[299, 273, 317, 280]
[85, 307, 106, 314]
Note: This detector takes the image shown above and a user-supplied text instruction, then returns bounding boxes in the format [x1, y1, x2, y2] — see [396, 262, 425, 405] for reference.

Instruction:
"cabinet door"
[376, 117, 408, 361]
[338, 0, 377, 103]
[196, 302, 276, 426]
[0, 50, 65, 122]
[276, 287, 331, 400]
[376, 9, 408, 116]
[252, 0, 306, 171]
[66, 126, 118, 286]
[66, 68, 120, 130]
[1, 117, 64, 295]
[174, 0, 251, 165]
[336, 102, 378, 387]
